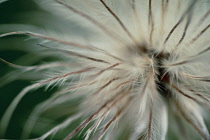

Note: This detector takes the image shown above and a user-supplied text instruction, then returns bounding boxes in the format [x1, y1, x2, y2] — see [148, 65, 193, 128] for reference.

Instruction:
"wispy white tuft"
[0, 0, 210, 140]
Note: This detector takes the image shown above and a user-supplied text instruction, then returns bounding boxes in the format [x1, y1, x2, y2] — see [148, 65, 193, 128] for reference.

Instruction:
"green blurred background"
[0, 1, 87, 139]
[0, 0, 55, 139]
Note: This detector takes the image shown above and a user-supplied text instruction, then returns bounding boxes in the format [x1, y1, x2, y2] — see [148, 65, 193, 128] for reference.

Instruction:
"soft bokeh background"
[0, 0, 209, 140]
[0, 1, 90, 139]
[0, 0, 57, 139]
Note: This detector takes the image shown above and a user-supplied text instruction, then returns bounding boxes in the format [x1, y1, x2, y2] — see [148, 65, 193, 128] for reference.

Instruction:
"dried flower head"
[0, 0, 210, 140]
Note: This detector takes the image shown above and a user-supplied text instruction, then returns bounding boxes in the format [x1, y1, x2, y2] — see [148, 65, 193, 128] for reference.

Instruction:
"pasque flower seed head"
[0, 0, 210, 140]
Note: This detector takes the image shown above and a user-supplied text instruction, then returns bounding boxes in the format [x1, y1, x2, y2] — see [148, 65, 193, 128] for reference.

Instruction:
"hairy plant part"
[0, 0, 210, 140]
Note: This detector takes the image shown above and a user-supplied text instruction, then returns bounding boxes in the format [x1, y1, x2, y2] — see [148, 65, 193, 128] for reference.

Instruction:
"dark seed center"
[138, 45, 171, 98]
[154, 52, 171, 98]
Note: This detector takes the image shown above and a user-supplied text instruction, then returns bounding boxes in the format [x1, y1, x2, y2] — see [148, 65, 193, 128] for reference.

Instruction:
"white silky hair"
[0, 0, 210, 140]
